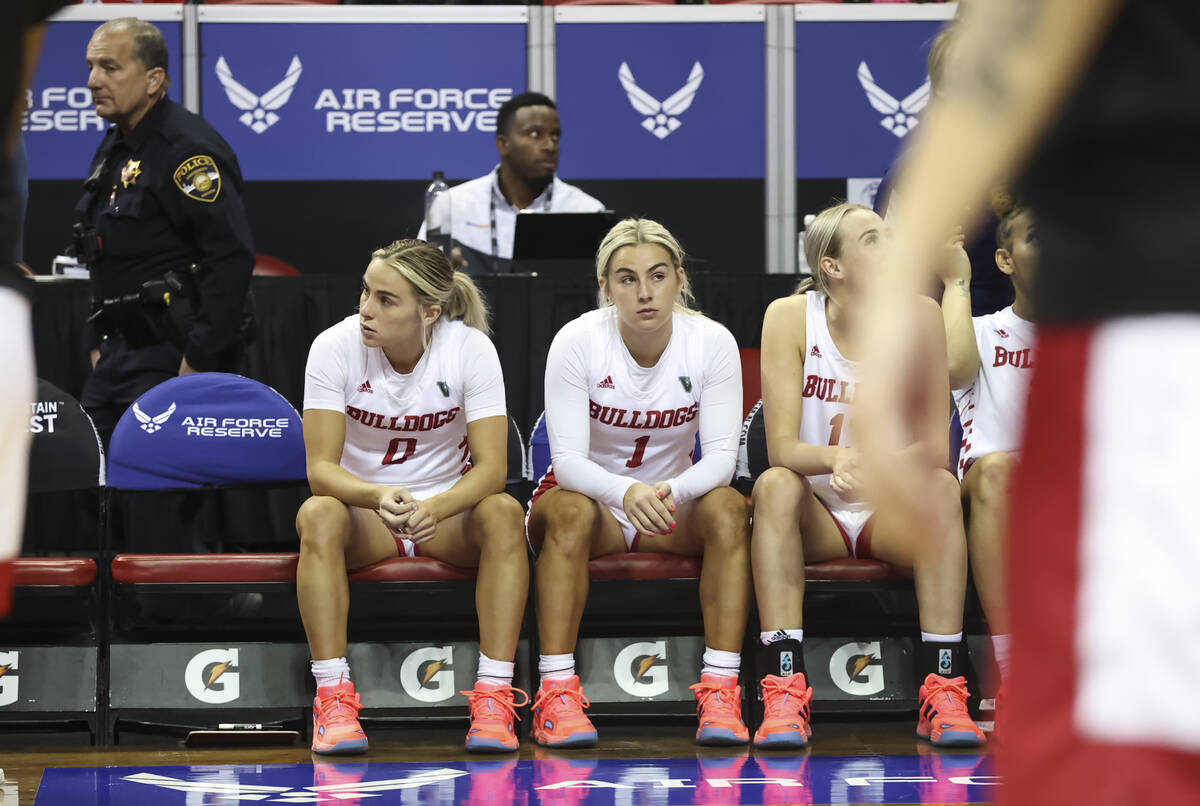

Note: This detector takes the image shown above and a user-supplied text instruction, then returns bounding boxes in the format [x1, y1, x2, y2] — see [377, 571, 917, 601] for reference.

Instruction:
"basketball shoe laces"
[316, 686, 362, 727]
[461, 685, 530, 724]
[689, 679, 742, 720]
[925, 675, 971, 716]
[532, 683, 591, 721]
[761, 675, 812, 720]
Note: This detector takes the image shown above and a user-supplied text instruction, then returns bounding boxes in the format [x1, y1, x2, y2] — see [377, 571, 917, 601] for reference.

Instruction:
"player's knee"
[296, 496, 351, 551]
[540, 493, 596, 557]
[971, 452, 1016, 507]
[752, 467, 809, 513]
[472, 493, 526, 551]
[697, 487, 750, 550]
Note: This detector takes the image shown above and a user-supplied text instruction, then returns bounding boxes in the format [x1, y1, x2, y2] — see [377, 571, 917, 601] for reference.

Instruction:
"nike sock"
[758, 629, 806, 680]
[476, 653, 514, 687]
[311, 657, 351, 690]
[701, 647, 741, 680]
[538, 653, 575, 683]
[919, 632, 964, 680]
[991, 633, 1012, 681]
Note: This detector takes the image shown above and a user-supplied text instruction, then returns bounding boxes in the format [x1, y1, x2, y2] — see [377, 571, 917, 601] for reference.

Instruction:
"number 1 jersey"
[543, 306, 742, 510]
[303, 315, 507, 497]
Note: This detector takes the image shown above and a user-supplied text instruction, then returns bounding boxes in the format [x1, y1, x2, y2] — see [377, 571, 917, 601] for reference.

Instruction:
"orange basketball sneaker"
[690, 673, 750, 745]
[311, 679, 368, 755]
[461, 681, 529, 752]
[530, 676, 598, 748]
[916, 674, 986, 747]
[753, 673, 813, 748]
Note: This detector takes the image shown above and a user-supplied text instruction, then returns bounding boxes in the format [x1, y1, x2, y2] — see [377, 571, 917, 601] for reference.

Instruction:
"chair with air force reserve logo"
[105, 373, 531, 743]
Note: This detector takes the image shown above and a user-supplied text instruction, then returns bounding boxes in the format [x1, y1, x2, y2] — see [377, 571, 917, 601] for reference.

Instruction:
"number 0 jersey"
[303, 315, 507, 497]
[543, 306, 742, 509]
[799, 291, 868, 514]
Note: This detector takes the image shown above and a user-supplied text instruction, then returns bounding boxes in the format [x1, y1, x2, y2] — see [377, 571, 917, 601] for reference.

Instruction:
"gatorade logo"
[399, 646, 455, 703]
[185, 648, 241, 704]
[0, 651, 19, 707]
[829, 641, 885, 696]
[614, 641, 669, 698]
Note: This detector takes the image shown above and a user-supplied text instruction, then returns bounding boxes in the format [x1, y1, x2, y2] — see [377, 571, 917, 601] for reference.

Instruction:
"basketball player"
[299, 240, 529, 754]
[941, 196, 1038, 711]
[856, 0, 1200, 801]
[526, 218, 750, 747]
[750, 202, 985, 748]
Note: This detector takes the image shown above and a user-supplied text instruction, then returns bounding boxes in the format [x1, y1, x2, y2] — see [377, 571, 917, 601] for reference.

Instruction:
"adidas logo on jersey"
[810, 345, 822, 358]
[358, 380, 374, 394]
[996, 328, 1010, 338]
[597, 375, 615, 390]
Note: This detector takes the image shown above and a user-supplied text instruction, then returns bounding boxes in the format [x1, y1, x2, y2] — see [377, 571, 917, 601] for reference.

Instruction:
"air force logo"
[856, 61, 930, 138]
[215, 56, 303, 134]
[618, 61, 705, 140]
[133, 402, 176, 434]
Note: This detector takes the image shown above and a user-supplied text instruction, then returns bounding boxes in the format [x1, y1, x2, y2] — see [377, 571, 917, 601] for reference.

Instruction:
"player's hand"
[402, 499, 438, 545]
[376, 486, 414, 534]
[830, 447, 867, 503]
[623, 481, 675, 538]
[934, 226, 972, 286]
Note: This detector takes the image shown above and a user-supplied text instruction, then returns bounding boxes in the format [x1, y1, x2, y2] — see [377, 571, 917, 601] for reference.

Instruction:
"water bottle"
[797, 213, 816, 275]
[424, 171, 451, 255]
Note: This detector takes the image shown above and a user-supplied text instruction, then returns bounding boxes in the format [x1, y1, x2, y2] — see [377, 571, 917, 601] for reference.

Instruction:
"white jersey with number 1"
[543, 306, 742, 514]
[303, 315, 507, 499]
[798, 290, 870, 517]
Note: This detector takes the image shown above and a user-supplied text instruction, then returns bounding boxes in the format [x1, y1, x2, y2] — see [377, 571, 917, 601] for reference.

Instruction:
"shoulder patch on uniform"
[172, 155, 221, 203]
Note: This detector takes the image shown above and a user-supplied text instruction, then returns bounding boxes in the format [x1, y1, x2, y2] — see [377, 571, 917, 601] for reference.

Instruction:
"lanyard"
[489, 171, 554, 259]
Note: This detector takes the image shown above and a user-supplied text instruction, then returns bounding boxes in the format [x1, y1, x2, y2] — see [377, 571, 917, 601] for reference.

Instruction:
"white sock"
[538, 653, 575, 683]
[311, 657, 350, 689]
[991, 634, 1012, 680]
[476, 652, 514, 687]
[760, 628, 803, 645]
[701, 647, 741, 679]
[921, 631, 963, 643]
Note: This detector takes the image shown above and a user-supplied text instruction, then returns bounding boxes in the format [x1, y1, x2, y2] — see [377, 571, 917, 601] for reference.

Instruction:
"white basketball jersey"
[799, 291, 868, 513]
[304, 315, 507, 498]
[952, 305, 1035, 479]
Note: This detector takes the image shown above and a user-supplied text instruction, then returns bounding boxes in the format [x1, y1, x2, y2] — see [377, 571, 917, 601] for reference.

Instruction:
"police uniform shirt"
[1019, 0, 1200, 320]
[303, 314, 507, 499]
[76, 97, 254, 370]
[418, 166, 605, 273]
[952, 305, 1035, 480]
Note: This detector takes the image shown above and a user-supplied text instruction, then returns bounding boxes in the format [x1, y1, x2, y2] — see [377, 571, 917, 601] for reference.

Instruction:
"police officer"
[76, 17, 254, 446]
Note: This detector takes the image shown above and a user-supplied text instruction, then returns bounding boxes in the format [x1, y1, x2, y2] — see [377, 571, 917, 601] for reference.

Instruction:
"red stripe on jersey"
[1000, 325, 1090, 806]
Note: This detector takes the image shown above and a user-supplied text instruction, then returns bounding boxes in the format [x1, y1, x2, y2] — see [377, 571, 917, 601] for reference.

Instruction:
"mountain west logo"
[215, 56, 303, 134]
[399, 646, 455, 704]
[614, 640, 669, 698]
[618, 61, 705, 140]
[856, 62, 930, 138]
[0, 651, 19, 707]
[133, 401, 176, 434]
[185, 648, 241, 704]
[829, 640, 885, 696]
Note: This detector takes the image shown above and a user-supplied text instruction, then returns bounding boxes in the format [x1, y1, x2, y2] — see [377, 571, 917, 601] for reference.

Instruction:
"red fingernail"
[657, 491, 664, 498]
[670, 522, 676, 528]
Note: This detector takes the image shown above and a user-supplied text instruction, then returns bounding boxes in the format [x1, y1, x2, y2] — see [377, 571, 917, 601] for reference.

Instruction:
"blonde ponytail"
[446, 270, 492, 336]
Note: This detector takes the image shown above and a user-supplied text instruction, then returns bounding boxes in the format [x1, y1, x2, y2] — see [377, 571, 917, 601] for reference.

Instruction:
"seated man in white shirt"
[419, 92, 605, 274]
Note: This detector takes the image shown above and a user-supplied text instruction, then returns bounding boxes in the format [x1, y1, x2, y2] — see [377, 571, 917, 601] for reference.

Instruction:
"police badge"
[173, 155, 222, 202]
[120, 159, 142, 188]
